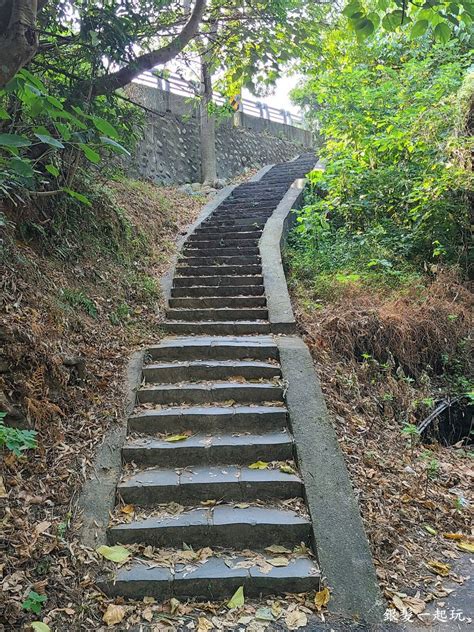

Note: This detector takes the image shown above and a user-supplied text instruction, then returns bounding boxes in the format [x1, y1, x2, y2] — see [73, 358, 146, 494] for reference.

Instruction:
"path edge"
[262, 167, 385, 622]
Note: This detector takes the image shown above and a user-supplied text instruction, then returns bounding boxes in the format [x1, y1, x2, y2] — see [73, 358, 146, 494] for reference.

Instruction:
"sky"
[242, 75, 301, 114]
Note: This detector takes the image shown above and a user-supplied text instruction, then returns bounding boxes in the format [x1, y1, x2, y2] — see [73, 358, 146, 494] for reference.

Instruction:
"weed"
[60, 288, 97, 318]
[22, 591, 47, 615]
[110, 302, 130, 325]
[0, 412, 37, 456]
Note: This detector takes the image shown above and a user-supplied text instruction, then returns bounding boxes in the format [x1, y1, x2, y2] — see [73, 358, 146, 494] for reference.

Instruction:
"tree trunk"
[199, 58, 217, 184]
[0, 0, 39, 88]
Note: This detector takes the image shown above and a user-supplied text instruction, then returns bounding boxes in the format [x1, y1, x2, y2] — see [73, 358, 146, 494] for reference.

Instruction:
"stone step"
[179, 256, 261, 266]
[98, 554, 319, 600]
[162, 321, 271, 335]
[108, 504, 308, 548]
[165, 308, 268, 322]
[143, 359, 280, 383]
[168, 296, 266, 309]
[195, 226, 262, 235]
[122, 430, 292, 466]
[117, 464, 303, 505]
[173, 275, 263, 288]
[147, 336, 278, 361]
[137, 381, 283, 405]
[171, 285, 264, 297]
[189, 231, 262, 240]
[183, 239, 259, 249]
[128, 405, 287, 434]
[182, 247, 260, 258]
[201, 220, 264, 229]
[176, 265, 262, 276]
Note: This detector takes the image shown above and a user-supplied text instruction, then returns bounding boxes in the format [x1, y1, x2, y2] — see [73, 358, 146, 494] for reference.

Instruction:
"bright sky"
[243, 75, 301, 114]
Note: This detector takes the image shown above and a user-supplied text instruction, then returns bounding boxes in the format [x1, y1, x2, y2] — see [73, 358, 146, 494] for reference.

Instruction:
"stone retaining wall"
[125, 83, 313, 184]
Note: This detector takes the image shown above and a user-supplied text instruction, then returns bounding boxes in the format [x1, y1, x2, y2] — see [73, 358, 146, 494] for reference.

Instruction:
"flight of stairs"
[101, 154, 320, 600]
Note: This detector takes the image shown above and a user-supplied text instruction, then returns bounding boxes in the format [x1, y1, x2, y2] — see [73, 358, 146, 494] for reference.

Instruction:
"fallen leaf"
[165, 434, 189, 442]
[0, 476, 7, 498]
[314, 586, 330, 611]
[285, 608, 307, 629]
[255, 607, 274, 621]
[103, 604, 126, 626]
[142, 607, 153, 622]
[424, 525, 437, 535]
[249, 461, 269, 469]
[426, 560, 450, 576]
[443, 532, 464, 541]
[268, 557, 289, 567]
[234, 503, 250, 509]
[197, 616, 213, 632]
[227, 585, 244, 609]
[457, 541, 474, 553]
[271, 600, 282, 618]
[31, 624, 51, 632]
[35, 521, 51, 535]
[200, 499, 217, 507]
[279, 465, 296, 475]
[264, 545, 291, 554]
[96, 545, 130, 563]
[121, 504, 135, 515]
[169, 597, 180, 615]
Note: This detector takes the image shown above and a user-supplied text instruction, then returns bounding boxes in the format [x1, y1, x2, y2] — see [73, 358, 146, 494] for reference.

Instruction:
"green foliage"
[0, 412, 38, 457]
[22, 591, 47, 615]
[60, 288, 97, 317]
[0, 69, 135, 201]
[290, 28, 472, 287]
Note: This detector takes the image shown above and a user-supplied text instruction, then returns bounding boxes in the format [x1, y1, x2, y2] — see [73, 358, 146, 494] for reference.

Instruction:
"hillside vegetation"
[288, 23, 473, 615]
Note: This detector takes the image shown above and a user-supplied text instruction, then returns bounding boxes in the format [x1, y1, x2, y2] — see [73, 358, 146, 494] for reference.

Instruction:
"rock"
[214, 179, 227, 189]
[191, 182, 202, 191]
[178, 184, 194, 195]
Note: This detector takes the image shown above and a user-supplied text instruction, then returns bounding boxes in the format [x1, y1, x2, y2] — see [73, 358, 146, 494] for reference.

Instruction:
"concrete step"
[161, 321, 271, 335]
[180, 256, 261, 266]
[168, 296, 266, 309]
[128, 405, 287, 434]
[201, 220, 264, 229]
[165, 308, 268, 322]
[176, 265, 262, 276]
[137, 381, 283, 405]
[108, 504, 308, 548]
[171, 285, 264, 297]
[118, 464, 303, 505]
[182, 247, 260, 257]
[147, 336, 278, 361]
[182, 239, 259, 249]
[173, 275, 263, 288]
[189, 231, 262, 240]
[143, 359, 280, 383]
[98, 554, 319, 600]
[195, 226, 262, 235]
[122, 430, 292, 466]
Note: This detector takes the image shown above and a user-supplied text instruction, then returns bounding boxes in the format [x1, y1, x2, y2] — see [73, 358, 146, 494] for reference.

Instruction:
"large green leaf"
[434, 22, 451, 43]
[99, 136, 130, 156]
[411, 19, 429, 38]
[0, 133, 31, 147]
[79, 144, 101, 164]
[92, 116, 120, 139]
[34, 133, 65, 149]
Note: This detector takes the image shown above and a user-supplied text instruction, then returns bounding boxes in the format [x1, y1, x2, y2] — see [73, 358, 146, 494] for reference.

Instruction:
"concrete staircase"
[101, 154, 320, 601]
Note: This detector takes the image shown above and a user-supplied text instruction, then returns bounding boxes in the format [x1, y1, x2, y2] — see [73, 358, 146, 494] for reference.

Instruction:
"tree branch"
[86, 0, 207, 97]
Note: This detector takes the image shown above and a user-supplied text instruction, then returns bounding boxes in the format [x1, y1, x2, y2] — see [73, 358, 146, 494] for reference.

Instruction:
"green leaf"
[92, 116, 120, 139]
[31, 623, 51, 632]
[0, 107, 11, 120]
[45, 163, 60, 177]
[227, 585, 244, 609]
[249, 461, 269, 469]
[34, 133, 64, 149]
[96, 544, 130, 563]
[63, 187, 92, 206]
[8, 157, 34, 178]
[0, 133, 31, 147]
[382, 10, 404, 31]
[99, 136, 130, 156]
[164, 434, 189, 442]
[79, 144, 100, 164]
[434, 22, 451, 43]
[342, 0, 362, 18]
[354, 17, 375, 38]
[411, 19, 429, 38]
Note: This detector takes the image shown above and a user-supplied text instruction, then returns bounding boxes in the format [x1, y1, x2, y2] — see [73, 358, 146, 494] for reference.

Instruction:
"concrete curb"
[77, 350, 144, 548]
[259, 179, 306, 333]
[278, 336, 384, 622]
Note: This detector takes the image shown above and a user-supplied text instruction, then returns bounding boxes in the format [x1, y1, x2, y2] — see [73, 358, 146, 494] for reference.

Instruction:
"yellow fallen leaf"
[279, 465, 296, 475]
[31, 624, 51, 632]
[457, 540, 474, 553]
[103, 604, 126, 626]
[96, 545, 130, 563]
[249, 461, 269, 469]
[121, 504, 135, 515]
[424, 525, 437, 535]
[227, 585, 244, 609]
[285, 608, 307, 630]
[426, 560, 450, 576]
[268, 557, 289, 567]
[197, 616, 213, 632]
[271, 600, 282, 618]
[165, 434, 189, 442]
[0, 476, 7, 498]
[265, 545, 291, 554]
[314, 586, 330, 611]
[200, 499, 217, 506]
[443, 532, 464, 540]
[169, 597, 180, 615]
[142, 607, 153, 622]
[234, 503, 250, 509]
